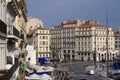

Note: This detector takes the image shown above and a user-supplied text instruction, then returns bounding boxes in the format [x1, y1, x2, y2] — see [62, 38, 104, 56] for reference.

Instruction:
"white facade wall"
[114, 28, 120, 50]
[76, 22, 119, 61]
[35, 29, 51, 58]
[25, 45, 36, 65]
[0, 0, 6, 22]
[0, 0, 7, 70]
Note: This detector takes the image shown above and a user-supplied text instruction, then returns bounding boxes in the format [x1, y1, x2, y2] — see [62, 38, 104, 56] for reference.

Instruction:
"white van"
[88, 70, 95, 75]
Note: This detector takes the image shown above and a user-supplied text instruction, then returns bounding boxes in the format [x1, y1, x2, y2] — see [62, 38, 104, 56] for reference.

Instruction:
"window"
[63, 50, 66, 53]
[72, 50, 75, 53]
[40, 47, 42, 51]
[46, 41, 48, 45]
[46, 47, 48, 51]
[68, 50, 70, 53]
[7, 56, 12, 64]
[43, 36, 45, 39]
[43, 41, 45, 45]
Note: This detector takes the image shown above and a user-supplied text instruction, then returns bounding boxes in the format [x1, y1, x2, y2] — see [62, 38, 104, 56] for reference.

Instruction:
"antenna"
[106, 11, 109, 78]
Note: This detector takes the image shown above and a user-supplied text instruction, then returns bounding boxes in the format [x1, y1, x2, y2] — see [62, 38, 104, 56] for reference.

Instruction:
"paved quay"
[84, 62, 120, 80]
[57, 61, 109, 80]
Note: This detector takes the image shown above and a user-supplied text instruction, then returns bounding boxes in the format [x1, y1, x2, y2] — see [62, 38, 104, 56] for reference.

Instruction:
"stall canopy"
[38, 58, 47, 63]
[25, 73, 52, 80]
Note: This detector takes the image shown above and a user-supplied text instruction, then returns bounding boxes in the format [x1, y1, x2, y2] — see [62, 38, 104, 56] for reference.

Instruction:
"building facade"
[6, 0, 27, 65]
[50, 19, 119, 62]
[0, 0, 27, 79]
[50, 19, 83, 60]
[76, 20, 119, 61]
[114, 27, 120, 52]
[35, 28, 51, 59]
[0, 0, 7, 70]
[61, 20, 77, 60]
[50, 25, 62, 59]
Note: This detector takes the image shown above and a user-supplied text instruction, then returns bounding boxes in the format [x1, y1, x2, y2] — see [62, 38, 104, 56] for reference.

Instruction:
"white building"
[26, 44, 36, 65]
[114, 27, 120, 51]
[76, 20, 119, 61]
[26, 17, 44, 45]
[35, 28, 51, 59]
[0, 0, 27, 79]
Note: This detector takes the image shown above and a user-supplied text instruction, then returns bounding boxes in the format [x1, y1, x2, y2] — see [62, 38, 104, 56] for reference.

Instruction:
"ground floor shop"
[76, 50, 119, 62]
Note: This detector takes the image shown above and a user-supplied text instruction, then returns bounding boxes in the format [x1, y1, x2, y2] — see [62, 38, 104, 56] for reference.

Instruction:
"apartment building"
[50, 25, 62, 59]
[35, 28, 51, 59]
[61, 21, 77, 60]
[16, 0, 27, 54]
[114, 27, 120, 51]
[0, 0, 27, 79]
[6, 0, 27, 64]
[50, 19, 83, 60]
[50, 19, 119, 61]
[76, 20, 119, 61]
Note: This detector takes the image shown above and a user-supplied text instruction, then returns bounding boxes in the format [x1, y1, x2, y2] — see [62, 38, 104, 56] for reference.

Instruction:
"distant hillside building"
[26, 17, 44, 44]
[26, 17, 44, 33]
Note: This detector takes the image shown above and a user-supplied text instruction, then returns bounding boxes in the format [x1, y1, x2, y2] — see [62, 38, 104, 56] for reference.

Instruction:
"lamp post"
[94, 30, 97, 70]
[106, 12, 109, 78]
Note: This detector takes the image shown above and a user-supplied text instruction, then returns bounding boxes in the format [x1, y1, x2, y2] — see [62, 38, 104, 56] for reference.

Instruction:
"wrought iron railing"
[0, 58, 19, 80]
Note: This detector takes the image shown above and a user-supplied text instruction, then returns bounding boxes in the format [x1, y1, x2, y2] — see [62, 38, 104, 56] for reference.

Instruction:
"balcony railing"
[0, 20, 7, 35]
[7, 25, 20, 39]
[0, 58, 19, 80]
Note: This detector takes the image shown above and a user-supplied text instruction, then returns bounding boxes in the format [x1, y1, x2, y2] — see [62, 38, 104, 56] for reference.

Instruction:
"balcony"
[7, 25, 20, 40]
[0, 58, 19, 80]
[7, 0, 19, 16]
[0, 20, 7, 35]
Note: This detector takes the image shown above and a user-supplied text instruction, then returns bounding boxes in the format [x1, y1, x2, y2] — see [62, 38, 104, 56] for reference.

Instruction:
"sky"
[27, 0, 120, 30]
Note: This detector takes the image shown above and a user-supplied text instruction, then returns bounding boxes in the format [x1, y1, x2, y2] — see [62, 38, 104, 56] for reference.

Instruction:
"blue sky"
[27, 0, 120, 30]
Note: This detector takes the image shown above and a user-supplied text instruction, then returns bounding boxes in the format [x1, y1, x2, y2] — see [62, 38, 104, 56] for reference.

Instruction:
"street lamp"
[94, 30, 97, 70]
[106, 12, 109, 78]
